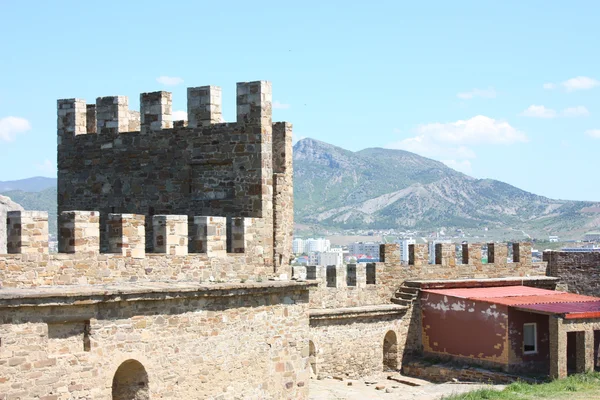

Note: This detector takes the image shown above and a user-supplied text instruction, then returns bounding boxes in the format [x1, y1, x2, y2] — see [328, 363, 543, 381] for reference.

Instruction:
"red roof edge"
[564, 312, 600, 320]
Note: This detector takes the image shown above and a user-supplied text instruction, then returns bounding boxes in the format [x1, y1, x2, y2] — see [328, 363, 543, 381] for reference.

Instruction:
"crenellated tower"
[56, 81, 293, 275]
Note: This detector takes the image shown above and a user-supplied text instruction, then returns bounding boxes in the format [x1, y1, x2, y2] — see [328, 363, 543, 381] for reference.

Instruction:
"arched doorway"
[309, 340, 317, 377]
[383, 330, 398, 371]
[112, 359, 149, 400]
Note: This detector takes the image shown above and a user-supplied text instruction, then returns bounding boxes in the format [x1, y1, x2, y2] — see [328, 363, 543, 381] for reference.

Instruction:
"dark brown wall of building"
[421, 292, 509, 367]
[544, 251, 600, 296]
[507, 309, 550, 374]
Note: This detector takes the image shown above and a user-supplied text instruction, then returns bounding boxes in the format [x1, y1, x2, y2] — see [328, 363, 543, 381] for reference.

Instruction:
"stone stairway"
[390, 282, 420, 306]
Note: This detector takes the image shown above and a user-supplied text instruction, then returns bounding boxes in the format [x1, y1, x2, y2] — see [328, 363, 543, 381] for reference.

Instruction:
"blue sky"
[0, 1, 599, 201]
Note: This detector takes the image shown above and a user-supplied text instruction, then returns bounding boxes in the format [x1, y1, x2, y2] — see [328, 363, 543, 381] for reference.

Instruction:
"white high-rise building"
[397, 238, 416, 263]
[318, 247, 344, 266]
[292, 238, 305, 254]
[305, 238, 331, 253]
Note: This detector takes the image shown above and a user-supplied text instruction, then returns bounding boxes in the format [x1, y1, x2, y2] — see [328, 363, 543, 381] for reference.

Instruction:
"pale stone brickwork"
[107, 213, 145, 259]
[7, 211, 48, 255]
[0, 211, 277, 287]
[0, 281, 312, 399]
[548, 317, 600, 379]
[309, 310, 409, 378]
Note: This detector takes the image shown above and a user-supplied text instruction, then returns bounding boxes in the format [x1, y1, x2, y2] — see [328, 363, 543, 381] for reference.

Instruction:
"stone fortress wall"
[0, 79, 559, 399]
[296, 242, 548, 379]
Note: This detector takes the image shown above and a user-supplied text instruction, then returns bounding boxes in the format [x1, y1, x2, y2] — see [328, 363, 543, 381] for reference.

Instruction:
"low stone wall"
[0, 281, 313, 399]
[308, 305, 411, 379]
[402, 361, 535, 384]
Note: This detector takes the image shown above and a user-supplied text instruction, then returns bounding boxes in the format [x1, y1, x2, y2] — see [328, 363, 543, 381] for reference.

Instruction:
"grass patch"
[443, 372, 600, 399]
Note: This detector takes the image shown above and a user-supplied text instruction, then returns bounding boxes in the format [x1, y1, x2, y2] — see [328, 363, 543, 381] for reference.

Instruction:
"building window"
[523, 323, 537, 354]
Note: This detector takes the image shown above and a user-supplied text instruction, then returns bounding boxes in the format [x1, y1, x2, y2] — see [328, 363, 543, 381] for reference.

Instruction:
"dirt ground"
[309, 372, 505, 400]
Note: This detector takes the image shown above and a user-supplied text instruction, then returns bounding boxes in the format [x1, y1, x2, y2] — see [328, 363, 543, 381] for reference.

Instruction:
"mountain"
[0, 195, 25, 253]
[0, 177, 57, 192]
[293, 138, 600, 236]
[2, 139, 599, 240]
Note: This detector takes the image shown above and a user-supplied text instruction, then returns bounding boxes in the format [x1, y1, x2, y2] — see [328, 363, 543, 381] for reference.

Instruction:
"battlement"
[57, 81, 293, 275]
[407, 242, 533, 267]
[3, 210, 259, 258]
[57, 81, 271, 138]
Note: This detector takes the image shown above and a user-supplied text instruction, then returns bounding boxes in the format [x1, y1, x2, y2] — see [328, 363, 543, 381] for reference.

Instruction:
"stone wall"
[308, 306, 410, 379]
[0, 281, 312, 399]
[402, 361, 533, 384]
[544, 251, 600, 296]
[57, 81, 293, 274]
[0, 195, 24, 254]
[0, 211, 275, 287]
[295, 243, 547, 310]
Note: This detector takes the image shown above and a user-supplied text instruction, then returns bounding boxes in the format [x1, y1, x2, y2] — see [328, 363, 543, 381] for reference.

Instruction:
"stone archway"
[309, 340, 317, 377]
[112, 359, 149, 400]
[383, 330, 398, 371]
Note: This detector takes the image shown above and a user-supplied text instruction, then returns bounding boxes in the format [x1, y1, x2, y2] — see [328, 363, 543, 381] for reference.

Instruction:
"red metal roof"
[424, 285, 551, 299]
[422, 286, 600, 320]
[471, 292, 599, 306]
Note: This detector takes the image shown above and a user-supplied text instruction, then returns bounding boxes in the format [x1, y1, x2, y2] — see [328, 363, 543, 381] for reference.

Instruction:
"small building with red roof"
[417, 280, 600, 379]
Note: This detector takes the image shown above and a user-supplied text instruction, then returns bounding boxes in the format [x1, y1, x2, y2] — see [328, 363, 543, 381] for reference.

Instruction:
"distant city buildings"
[548, 235, 559, 243]
[396, 238, 416, 263]
[318, 248, 344, 266]
[348, 241, 380, 258]
[428, 239, 452, 264]
[584, 231, 600, 242]
[293, 238, 331, 254]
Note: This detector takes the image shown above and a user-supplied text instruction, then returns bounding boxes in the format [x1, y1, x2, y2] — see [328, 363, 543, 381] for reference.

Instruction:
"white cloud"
[585, 129, 600, 139]
[0, 116, 31, 142]
[414, 115, 527, 145]
[385, 116, 527, 175]
[273, 101, 290, 110]
[456, 88, 496, 100]
[543, 83, 556, 90]
[442, 159, 472, 173]
[562, 76, 599, 92]
[562, 106, 590, 117]
[520, 105, 590, 118]
[156, 76, 184, 86]
[35, 159, 56, 176]
[520, 105, 557, 119]
[172, 110, 187, 120]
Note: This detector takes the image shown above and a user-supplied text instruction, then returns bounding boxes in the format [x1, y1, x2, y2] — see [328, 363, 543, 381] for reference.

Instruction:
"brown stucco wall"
[507, 309, 550, 374]
[421, 292, 510, 368]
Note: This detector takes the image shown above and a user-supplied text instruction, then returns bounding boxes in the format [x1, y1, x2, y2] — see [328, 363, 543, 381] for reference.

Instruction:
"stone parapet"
[7, 211, 49, 254]
[107, 214, 145, 258]
[152, 215, 188, 256]
[58, 211, 100, 253]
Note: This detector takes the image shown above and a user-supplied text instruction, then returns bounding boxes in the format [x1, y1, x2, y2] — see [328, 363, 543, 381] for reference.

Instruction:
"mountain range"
[293, 138, 600, 238]
[2, 140, 599, 239]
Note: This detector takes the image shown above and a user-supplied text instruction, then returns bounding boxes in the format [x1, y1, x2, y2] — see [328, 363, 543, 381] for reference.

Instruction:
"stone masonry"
[544, 251, 600, 296]
[294, 242, 549, 379]
[0, 78, 581, 399]
[57, 81, 293, 276]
